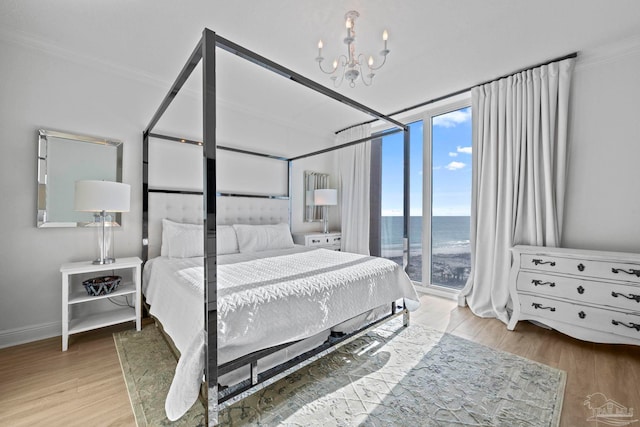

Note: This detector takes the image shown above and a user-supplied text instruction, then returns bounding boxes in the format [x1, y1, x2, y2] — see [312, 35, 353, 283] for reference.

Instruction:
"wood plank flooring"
[1, 294, 639, 426]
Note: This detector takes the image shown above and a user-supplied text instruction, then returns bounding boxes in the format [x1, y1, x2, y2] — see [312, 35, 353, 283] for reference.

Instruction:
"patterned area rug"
[114, 318, 565, 426]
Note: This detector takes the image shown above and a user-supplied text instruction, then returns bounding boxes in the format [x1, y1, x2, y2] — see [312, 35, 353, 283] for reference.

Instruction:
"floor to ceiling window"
[426, 104, 472, 290]
[371, 99, 471, 292]
[375, 121, 423, 282]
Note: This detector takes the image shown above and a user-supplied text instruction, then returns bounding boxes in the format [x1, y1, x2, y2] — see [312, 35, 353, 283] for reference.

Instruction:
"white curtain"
[336, 124, 372, 254]
[459, 58, 575, 323]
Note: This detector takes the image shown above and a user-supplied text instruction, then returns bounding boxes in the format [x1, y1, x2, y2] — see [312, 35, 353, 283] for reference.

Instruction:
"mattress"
[143, 246, 421, 420]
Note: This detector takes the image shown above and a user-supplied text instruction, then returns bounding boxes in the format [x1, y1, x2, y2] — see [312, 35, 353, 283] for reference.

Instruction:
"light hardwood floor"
[1, 294, 639, 426]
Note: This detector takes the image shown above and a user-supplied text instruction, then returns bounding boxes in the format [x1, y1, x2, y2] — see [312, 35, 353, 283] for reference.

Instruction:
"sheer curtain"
[336, 124, 372, 254]
[459, 58, 575, 323]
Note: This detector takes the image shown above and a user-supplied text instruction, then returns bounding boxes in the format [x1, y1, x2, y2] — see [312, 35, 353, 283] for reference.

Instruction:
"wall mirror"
[304, 170, 330, 222]
[37, 129, 123, 227]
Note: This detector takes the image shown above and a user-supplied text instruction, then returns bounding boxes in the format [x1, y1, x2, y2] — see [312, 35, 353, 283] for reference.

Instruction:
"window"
[370, 99, 471, 292]
[425, 105, 472, 290]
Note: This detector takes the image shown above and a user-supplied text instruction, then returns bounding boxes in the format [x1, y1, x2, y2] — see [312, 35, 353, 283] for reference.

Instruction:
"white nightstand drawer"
[292, 232, 342, 251]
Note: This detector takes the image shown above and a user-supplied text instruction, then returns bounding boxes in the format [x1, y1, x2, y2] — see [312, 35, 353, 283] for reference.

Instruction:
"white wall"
[562, 38, 640, 253]
[0, 35, 339, 348]
[0, 38, 152, 347]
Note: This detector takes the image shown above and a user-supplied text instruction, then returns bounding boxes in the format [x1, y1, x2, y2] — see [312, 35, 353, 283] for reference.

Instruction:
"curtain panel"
[336, 124, 372, 255]
[460, 58, 575, 323]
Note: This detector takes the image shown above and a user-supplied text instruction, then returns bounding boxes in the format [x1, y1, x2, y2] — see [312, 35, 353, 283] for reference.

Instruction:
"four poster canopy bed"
[142, 28, 418, 425]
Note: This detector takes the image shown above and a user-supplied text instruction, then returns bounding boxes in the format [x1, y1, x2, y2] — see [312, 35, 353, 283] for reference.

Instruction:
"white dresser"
[508, 245, 640, 345]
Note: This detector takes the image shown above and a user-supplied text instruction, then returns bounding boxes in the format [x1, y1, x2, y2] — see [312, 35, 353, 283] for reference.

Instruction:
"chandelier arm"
[367, 52, 389, 72]
[333, 62, 347, 88]
[317, 59, 337, 75]
[360, 69, 374, 87]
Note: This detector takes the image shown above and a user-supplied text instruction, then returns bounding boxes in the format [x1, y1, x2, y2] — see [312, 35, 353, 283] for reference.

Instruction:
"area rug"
[115, 318, 565, 426]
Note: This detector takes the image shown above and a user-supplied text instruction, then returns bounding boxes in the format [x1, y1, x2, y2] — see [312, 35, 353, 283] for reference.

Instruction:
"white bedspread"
[143, 248, 420, 421]
[218, 248, 420, 363]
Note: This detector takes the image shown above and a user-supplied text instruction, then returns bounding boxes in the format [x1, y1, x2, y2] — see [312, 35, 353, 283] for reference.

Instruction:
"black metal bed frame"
[142, 28, 410, 426]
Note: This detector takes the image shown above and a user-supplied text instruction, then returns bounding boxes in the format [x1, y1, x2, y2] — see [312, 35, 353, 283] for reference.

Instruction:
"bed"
[142, 195, 420, 420]
[142, 29, 413, 426]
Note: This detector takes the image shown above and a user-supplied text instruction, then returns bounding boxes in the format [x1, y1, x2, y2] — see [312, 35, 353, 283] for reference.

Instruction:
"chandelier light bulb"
[315, 10, 390, 88]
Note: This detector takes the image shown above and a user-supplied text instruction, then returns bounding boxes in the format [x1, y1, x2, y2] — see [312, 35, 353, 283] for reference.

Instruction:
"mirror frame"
[303, 170, 330, 222]
[37, 129, 124, 228]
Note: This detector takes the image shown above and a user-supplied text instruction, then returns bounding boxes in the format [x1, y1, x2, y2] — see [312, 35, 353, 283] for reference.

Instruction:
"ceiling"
[2, 0, 640, 155]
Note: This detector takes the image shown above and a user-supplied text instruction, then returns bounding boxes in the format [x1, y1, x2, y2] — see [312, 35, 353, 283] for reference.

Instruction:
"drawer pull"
[611, 267, 640, 277]
[577, 286, 585, 294]
[532, 302, 556, 312]
[532, 279, 556, 287]
[611, 319, 640, 332]
[578, 311, 586, 319]
[532, 259, 556, 267]
[311, 239, 321, 244]
[577, 263, 585, 272]
[611, 291, 640, 303]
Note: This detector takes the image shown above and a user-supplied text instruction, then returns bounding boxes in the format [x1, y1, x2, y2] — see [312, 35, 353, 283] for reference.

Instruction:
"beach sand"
[389, 252, 470, 289]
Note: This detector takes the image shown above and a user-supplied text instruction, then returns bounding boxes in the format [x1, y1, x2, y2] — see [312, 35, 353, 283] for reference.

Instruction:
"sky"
[381, 106, 472, 217]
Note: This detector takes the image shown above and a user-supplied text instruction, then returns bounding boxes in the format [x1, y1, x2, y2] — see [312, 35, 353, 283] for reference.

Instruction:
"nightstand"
[292, 231, 342, 251]
[60, 257, 142, 351]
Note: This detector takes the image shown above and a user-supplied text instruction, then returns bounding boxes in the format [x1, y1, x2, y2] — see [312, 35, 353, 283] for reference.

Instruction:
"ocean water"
[381, 216, 470, 256]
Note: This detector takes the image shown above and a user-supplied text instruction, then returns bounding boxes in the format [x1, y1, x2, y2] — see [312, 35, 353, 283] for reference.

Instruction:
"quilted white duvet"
[143, 247, 420, 420]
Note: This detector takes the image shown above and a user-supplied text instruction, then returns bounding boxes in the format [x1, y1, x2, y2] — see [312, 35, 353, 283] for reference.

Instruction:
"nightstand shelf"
[68, 281, 136, 305]
[292, 231, 342, 251]
[60, 257, 142, 351]
[68, 307, 136, 335]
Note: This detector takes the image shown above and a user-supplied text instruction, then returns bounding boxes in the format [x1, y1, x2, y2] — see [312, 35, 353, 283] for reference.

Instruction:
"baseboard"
[414, 284, 459, 301]
[0, 321, 61, 349]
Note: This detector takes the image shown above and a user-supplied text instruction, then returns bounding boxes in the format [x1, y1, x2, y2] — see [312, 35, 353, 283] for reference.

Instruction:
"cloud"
[449, 152, 458, 157]
[445, 161, 466, 171]
[433, 109, 471, 128]
[457, 146, 472, 154]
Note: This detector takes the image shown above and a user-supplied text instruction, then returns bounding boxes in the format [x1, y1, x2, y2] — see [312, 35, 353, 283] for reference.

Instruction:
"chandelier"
[315, 10, 390, 88]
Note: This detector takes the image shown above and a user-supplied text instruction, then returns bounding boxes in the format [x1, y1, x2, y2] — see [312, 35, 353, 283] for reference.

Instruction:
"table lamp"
[74, 180, 130, 264]
[314, 189, 337, 234]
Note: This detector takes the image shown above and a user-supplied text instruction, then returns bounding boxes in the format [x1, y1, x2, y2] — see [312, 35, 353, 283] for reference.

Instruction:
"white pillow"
[161, 219, 204, 258]
[233, 223, 294, 253]
[217, 225, 239, 255]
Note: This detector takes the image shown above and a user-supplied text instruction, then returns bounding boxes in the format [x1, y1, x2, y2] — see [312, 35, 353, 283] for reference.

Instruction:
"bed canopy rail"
[143, 28, 410, 426]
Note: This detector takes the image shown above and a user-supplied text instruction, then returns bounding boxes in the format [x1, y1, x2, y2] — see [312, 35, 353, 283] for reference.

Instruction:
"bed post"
[202, 28, 218, 427]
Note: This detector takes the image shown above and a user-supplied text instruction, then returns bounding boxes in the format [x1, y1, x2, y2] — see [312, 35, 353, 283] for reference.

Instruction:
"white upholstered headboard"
[216, 196, 289, 226]
[146, 193, 289, 259]
[147, 192, 204, 259]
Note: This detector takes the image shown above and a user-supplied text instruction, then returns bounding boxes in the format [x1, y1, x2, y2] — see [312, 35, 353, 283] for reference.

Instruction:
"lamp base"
[322, 206, 330, 233]
[93, 257, 116, 265]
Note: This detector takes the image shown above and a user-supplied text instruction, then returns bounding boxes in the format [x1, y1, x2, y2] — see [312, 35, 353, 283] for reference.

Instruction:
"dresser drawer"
[519, 294, 640, 341]
[517, 271, 640, 311]
[520, 253, 640, 284]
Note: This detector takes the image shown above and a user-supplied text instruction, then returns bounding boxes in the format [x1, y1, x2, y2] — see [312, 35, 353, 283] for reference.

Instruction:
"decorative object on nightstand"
[60, 257, 141, 351]
[74, 180, 131, 265]
[292, 231, 342, 251]
[82, 275, 122, 296]
[314, 188, 337, 234]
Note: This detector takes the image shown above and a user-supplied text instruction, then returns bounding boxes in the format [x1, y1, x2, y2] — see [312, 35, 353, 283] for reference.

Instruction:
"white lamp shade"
[74, 180, 131, 212]
[314, 189, 338, 206]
